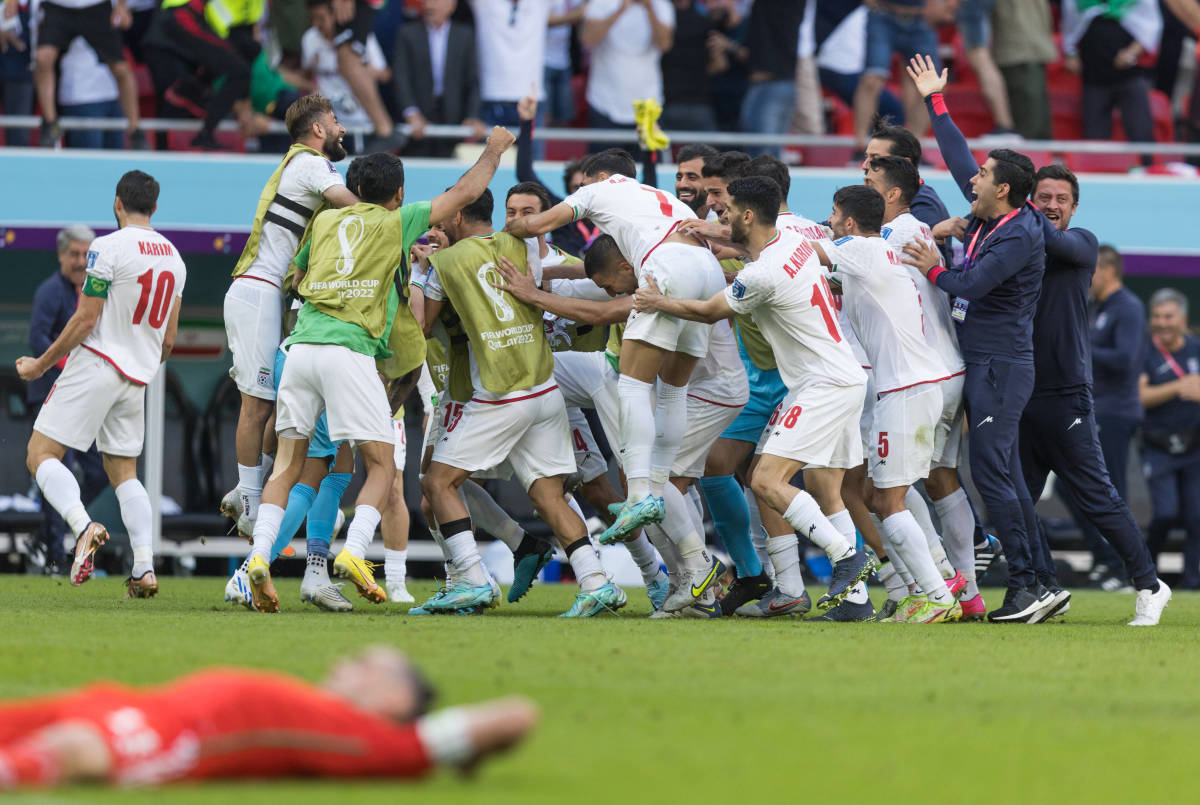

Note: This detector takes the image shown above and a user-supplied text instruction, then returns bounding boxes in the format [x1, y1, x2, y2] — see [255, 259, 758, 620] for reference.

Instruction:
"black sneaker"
[874, 599, 899, 621]
[820, 550, 873, 609]
[987, 585, 1054, 623]
[811, 598, 876, 622]
[128, 128, 149, 150]
[191, 130, 221, 151]
[40, 119, 61, 147]
[719, 572, 771, 616]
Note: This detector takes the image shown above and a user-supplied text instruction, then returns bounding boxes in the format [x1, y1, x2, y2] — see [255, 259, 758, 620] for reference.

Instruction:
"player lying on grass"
[0, 646, 537, 788]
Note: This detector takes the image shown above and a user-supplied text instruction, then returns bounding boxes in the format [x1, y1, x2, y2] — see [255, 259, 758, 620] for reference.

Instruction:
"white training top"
[82, 225, 187, 385]
[471, 0, 551, 101]
[881, 212, 965, 376]
[724, 227, 865, 392]
[823, 234, 950, 394]
[583, 0, 674, 124]
[563, 175, 697, 273]
[242, 151, 345, 287]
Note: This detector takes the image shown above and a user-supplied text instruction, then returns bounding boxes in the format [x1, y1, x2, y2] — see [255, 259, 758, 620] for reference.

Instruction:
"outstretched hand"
[902, 239, 941, 277]
[489, 256, 538, 301]
[906, 54, 948, 98]
[632, 276, 664, 312]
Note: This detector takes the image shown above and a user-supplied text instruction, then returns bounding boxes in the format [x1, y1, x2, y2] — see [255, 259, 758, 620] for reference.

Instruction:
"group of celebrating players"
[16, 54, 1173, 628]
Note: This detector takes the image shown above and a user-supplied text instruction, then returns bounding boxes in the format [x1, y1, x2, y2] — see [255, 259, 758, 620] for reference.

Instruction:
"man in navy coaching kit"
[1015, 165, 1168, 626]
[904, 54, 1053, 624]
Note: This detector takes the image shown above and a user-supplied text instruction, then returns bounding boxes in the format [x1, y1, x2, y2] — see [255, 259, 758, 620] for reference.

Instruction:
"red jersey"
[0, 669, 431, 785]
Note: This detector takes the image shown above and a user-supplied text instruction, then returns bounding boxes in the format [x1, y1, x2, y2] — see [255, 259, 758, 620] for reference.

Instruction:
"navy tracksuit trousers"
[1019, 388, 1158, 591]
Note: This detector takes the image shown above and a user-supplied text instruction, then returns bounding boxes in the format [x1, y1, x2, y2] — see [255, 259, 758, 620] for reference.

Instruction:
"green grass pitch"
[0, 576, 1196, 804]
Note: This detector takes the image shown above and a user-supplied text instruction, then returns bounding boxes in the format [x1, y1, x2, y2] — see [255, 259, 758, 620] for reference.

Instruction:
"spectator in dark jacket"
[27, 226, 108, 574]
[393, 0, 485, 157]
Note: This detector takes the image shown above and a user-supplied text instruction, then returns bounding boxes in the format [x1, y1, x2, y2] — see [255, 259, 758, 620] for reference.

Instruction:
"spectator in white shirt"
[302, 0, 391, 132]
[581, 0, 674, 149]
[471, 0, 551, 134]
[58, 37, 122, 149]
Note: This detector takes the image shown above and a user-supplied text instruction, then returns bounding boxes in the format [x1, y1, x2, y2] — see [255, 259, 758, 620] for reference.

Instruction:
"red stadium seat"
[943, 87, 994, 138]
[800, 146, 855, 168]
[1063, 151, 1138, 173]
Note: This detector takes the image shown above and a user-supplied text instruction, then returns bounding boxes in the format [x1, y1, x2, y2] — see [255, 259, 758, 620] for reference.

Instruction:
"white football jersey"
[777, 210, 831, 242]
[823, 235, 949, 394]
[243, 151, 345, 286]
[82, 226, 187, 385]
[724, 228, 866, 392]
[881, 212, 965, 375]
[563, 175, 697, 271]
[689, 318, 749, 404]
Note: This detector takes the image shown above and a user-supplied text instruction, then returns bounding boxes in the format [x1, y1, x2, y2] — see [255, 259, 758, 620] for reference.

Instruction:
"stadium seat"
[943, 87, 994, 138]
[1063, 151, 1139, 173]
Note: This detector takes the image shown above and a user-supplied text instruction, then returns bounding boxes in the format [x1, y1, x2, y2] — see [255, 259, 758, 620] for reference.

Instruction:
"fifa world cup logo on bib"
[476, 262, 515, 322]
[335, 214, 367, 276]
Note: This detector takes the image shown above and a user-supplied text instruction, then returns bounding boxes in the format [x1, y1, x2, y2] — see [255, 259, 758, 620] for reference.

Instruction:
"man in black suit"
[394, 0, 485, 157]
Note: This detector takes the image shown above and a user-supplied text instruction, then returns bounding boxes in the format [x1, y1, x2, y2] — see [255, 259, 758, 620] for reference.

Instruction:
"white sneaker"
[219, 487, 243, 519]
[387, 581, 415, 603]
[333, 508, 346, 537]
[224, 569, 253, 610]
[662, 555, 725, 613]
[236, 512, 255, 540]
[302, 582, 354, 612]
[1128, 579, 1171, 626]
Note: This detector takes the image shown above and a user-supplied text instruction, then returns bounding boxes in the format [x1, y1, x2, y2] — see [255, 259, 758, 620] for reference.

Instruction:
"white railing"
[3, 115, 1200, 157]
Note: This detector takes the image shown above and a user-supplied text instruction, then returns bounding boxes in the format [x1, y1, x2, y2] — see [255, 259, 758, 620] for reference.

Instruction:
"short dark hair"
[459, 187, 494, 224]
[581, 148, 636, 179]
[583, 233, 625, 279]
[833, 185, 885, 233]
[344, 156, 365, 197]
[563, 158, 584, 192]
[676, 143, 719, 165]
[868, 155, 920, 207]
[285, 94, 334, 141]
[745, 154, 791, 199]
[506, 181, 552, 212]
[116, 170, 159, 215]
[727, 176, 781, 224]
[989, 148, 1036, 205]
[356, 152, 405, 204]
[1034, 163, 1080, 205]
[1097, 244, 1123, 279]
[701, 151, 751, 180]
[869, 120, 922, 167]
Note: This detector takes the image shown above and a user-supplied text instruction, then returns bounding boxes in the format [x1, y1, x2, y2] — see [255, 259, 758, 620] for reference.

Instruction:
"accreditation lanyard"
[1154, 337, 1189, 379]
[953, 207, 1021, 323]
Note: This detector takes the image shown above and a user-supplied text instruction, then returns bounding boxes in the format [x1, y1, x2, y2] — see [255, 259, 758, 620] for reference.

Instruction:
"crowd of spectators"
[2, 0, 1199, 160]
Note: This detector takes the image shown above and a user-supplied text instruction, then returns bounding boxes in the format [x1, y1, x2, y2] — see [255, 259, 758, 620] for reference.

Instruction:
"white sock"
[876, 560, 908, 602]
[303, 552, 331, 585]
[881, 511, 951, 603]
[444, 530, 487, 585]
[250, 503, 285, 561]
[34, 458, 89, 536]
[623, 531, 662, 583]
[782, 491, 853, 561]
[767, 533, 805, 598]
[566, 494, 587, 524]
[260, 453, 275, 482]
[617, 375, 655, 501]
[875, 513, 916, 588]
[115, 479, 154, 576]
[933, 487, 979, 597]
[683, 485, 705, 535]
[460, 480, 524, 551]
[429, 526, 453, 565]
[746, 489, 771, 576]
[661, 483, 710, 574]
[385, 548, 407, 585]
[237, 463, 262, 520]
[567, 538, 607, 591]
[645, 523, 683, 577]
[344, 504, 382, 559]
[905, 487, 954, 577]
[649, 381, 687, 497]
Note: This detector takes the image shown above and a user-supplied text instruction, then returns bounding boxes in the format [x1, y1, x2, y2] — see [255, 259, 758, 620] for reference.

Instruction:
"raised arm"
[907, 54, 977, 202]
[633, 276, 732, 323]
[429, 126, 517, 225]
[515, 95, 563, 204]
[506, 200, 576, 239]
[581, 0, 630, 47]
